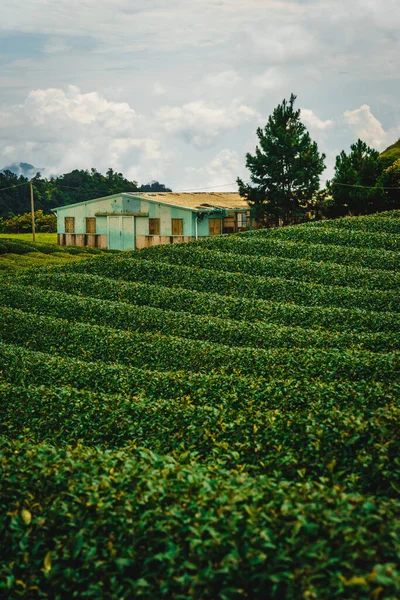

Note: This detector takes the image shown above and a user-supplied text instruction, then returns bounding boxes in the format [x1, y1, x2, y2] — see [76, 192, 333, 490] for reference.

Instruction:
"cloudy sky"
[0, 0, 399, 189]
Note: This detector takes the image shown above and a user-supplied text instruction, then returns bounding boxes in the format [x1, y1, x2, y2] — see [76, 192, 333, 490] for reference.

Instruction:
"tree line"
[238, 94, 400, 225]
[0, 168, 171, 219]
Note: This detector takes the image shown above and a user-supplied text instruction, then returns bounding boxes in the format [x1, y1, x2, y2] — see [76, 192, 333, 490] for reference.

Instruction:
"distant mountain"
[379, 139, 400, 169]
[1, 162, 41, 179]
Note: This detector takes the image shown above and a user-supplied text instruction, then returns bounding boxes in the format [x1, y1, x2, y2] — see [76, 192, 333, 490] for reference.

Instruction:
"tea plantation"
[0, 212, 399, 599]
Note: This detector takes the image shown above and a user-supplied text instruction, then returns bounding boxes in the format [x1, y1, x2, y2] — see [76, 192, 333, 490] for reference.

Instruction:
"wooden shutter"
[171, 218, 183, 235]
[149, 218, 160, 235]
[65, 217, 75, 233]
[223, 216, 235, 233]
[237, 212, 247, 228]
[209, 218, 222, 235]
[86, 217, 96, 233]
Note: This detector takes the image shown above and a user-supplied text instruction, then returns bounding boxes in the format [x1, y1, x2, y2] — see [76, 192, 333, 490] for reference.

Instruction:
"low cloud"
[0, 86, 165, 180]
[301, 108, 334, 131]
[182, 149, 242, 190]
[156, 99, 259, 147]
[343, 104, 388, 149]
[252, 67, 286, 91]
[204, 70, 241, 88]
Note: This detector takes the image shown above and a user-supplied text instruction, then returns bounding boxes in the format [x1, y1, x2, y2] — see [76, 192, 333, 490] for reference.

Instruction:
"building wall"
[57, 196, 125, 234]
[134, 198, 195, 237]
[56, 193, 252, 249]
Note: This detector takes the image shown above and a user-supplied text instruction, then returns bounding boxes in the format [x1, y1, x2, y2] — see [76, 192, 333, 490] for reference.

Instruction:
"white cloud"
[0, 86, 166, 181]
[244, 24, 320, 65]
[343, 104, 388, 149]
[204, 70, 241, 88]
[182, 149, 242, 191]
[252, 67, 286, 91]
[301, 108, 334, 131]
[22, 85, 138, 130]
[153, 82, 166, 95]
[156, 99, 259, 147]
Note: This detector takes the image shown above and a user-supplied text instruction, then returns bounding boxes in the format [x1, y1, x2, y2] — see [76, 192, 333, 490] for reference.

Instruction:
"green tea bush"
[10, 271, 400, 333]
[193, 236, 399, 271]
[1, 211, 399, 598]
[1, 283, 398, 352]
[1, 381, 399, 494]
[0, 307, 397, 380]
[0, 342, 396, 408]
[135, 245, 400, 290]
[67, 257, 400, 311]
[308, 213, 400, 234]
[1, 439, 400, 600]
[244, 225, 400, 251]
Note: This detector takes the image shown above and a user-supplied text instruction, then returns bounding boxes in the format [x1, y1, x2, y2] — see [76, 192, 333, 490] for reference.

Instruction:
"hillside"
[0, 236, 115, 271]
[1, 212, 399, 598]
[379, 137, 400, 166]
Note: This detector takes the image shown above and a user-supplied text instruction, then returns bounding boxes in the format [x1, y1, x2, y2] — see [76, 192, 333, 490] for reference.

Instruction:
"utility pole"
[30, 181, 36, 242]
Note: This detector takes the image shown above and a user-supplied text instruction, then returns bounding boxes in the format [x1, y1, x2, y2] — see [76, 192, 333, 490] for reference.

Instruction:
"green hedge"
[1, 381, 399, 494]
[1, 439, 400, 599]
[134, 245, 400, 291]
[1, 283, 398, 352]
[193, 236, 399, 271]
[0, 307, 398, 380]
[0, 237, 113, 256]
[244, 225, 400, 251]
[66, 257, 400, 312]
[10, 271, 400, 333]
[308, 213, 400, 234]
[1, 343, 396, 409]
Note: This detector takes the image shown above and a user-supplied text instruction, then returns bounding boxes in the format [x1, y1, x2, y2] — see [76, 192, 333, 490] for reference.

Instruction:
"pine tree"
[237, 94, 326, 225]
[327, 140, 383, 217]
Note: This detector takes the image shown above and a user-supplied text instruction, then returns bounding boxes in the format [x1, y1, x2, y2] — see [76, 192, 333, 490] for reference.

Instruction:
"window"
[86, 217, 96, 234]
[223, 216, 235, 234]
[209, 218, 222, 235]
[65, 217, 75, 233]
[149, 218, 160, 235]
[171, 218, 183, 236]
[237, 213, 247, 228]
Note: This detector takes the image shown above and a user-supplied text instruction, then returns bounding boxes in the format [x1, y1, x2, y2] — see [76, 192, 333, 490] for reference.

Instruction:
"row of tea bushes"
[1, 283, 398, 352]
[0, 237, 108, 256]
[134, 245, 400, 291]
[1, 438, 400, 600]
[1, 307, 398, 380]
[245, 224, 400, 251]
[193, 236, 399, 271]
[11, 271, 400, 333]
[66, 257, 400, 312]
[307, 212, 400, 234]
[1, 380, 399, 494]
[1, 343, 396, 410]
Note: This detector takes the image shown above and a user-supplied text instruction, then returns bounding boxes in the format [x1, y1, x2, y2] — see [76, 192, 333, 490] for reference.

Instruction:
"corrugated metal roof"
[127, 192, 249, 210]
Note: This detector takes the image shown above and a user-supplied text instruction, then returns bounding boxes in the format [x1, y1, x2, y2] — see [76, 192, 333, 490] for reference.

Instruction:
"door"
[108, 216, 135, 250]
[108, 216, 121, 250]
[209, 218, 222, 235]
[121, 217, 135, 250]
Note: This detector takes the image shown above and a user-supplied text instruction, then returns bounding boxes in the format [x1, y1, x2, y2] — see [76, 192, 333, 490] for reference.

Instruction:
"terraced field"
[1, 212, 399, 599]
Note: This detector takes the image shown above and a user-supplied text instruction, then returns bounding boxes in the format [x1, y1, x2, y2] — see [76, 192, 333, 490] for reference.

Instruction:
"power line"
[0, 181, 30, 193]
[330, 181, 400, 190]
[172, 180, 251, 192]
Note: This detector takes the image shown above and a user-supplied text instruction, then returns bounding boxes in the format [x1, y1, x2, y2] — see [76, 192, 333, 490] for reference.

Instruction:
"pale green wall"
[56, 193, 229, 239]
[56, 195, 124, 234]
[132, 197, 195, 236]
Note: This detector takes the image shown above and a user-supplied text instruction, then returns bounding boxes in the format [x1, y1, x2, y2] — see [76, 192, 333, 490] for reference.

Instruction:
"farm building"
[53, 192, 254, 250]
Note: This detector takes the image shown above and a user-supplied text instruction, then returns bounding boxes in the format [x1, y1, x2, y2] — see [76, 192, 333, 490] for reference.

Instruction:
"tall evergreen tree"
[327, 139, 384, 217]
[237, 94, 326, 225]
